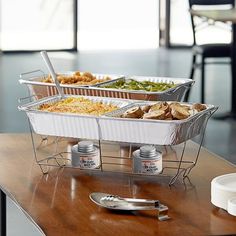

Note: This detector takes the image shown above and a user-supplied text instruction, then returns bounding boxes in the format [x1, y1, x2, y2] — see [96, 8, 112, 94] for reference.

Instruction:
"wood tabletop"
[190, 9, 236, 23]
[0, 133, 235, 236]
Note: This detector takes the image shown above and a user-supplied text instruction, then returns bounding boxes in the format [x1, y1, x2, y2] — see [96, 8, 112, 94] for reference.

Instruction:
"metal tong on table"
[90, 192, 170, 221]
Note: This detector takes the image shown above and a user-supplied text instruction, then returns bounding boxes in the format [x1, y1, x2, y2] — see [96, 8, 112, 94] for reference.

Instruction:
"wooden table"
[190, 9, 236, 119]
[0, 133, 235, 236]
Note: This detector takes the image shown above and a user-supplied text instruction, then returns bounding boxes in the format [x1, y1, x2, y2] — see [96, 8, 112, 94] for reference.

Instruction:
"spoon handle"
[40, 51, 65, 99]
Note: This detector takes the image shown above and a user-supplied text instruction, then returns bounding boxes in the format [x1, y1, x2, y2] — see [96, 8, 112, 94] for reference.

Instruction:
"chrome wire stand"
[28, 106, 217, 185]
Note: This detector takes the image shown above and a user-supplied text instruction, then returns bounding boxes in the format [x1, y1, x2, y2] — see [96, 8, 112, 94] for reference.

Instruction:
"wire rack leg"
[28, 119, 67, 174]
[98, 139, 103, 171]
[28, 118, 49, 174]
[183, 109, 217, 179]
[168, 141, 187, 186]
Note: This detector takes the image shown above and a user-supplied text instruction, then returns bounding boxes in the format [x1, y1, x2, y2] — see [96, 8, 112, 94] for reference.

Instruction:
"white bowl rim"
[211, 173, 236, 192]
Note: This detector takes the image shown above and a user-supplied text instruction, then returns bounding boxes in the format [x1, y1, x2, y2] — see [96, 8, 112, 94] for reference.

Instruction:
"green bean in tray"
[101, 79, 177, 92]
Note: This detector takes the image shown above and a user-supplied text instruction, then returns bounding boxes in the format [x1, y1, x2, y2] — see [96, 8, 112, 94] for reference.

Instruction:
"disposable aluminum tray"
[99, 102, 216, 145]
[19, 71, 194, 101]
[18, 95, 131, 140]
[91, 76, 194, 101]
[19, 70, 123, 98]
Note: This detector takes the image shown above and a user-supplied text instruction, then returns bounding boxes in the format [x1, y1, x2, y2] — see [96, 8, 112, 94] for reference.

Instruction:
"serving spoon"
[40, 50, 65, 99]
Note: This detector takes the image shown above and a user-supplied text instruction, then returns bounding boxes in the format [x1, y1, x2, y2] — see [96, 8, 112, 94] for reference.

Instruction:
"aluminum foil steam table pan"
[18, 95, 131, 140]
[100, 102, 216, 145]
[91, 76, 194, 101]
[19, 70, 123, 99]
[19, 96, 216, 145]
[19, 71, 194, 101]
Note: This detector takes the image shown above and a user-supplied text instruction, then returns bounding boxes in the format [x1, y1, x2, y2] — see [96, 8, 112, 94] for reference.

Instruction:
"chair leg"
[201, 57, 205, 104]
[0, 190, 6, 236]
[184, 54, 196, 102]
[190, 54, 196, 80]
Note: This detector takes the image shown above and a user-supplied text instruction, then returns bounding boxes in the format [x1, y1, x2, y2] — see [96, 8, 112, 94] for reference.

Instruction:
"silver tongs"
[89, 192, 170, 221]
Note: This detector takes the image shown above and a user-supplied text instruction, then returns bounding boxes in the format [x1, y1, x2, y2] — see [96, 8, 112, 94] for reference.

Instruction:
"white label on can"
[141, 159, 161, 174]
[80, 155, 100, 169]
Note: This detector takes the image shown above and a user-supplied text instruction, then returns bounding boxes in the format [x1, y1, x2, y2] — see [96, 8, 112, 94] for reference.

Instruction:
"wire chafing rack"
[24, 102, 217, 186]
[18, 52, 216, 186]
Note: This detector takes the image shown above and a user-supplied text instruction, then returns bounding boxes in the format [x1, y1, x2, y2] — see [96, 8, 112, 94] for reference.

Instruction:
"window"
[78, 0, 159, 50]
[1, 0, 75, 51]
[169, 0, 232, 46]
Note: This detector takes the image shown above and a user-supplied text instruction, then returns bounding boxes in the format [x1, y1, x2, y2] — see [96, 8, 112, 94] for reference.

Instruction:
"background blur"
[0, 1, 235, 235]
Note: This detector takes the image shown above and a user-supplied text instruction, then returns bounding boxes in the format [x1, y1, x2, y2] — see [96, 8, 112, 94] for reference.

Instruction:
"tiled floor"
[1, 49, 235, 235]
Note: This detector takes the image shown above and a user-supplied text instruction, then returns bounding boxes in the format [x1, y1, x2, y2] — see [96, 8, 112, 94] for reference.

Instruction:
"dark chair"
[186, 0, 234, 103]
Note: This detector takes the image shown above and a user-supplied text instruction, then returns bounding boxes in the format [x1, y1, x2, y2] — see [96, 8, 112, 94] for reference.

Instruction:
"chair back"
[189, 0, 235, 45]
[189, 0, 234, 7]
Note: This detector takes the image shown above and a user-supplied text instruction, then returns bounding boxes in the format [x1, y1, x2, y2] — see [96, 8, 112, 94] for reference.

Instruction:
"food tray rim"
[18, 94, 133, 118]
[90, 76, 194, 95]
[19, 71, 124, 88]
[19, 95, 217, 125]
[103, 101, 216, 124]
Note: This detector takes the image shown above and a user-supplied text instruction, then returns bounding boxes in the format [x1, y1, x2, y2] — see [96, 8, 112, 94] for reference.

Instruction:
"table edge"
[0, 185, 45, 236]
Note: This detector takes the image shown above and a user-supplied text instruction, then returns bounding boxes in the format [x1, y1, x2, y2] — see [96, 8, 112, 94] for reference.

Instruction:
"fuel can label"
[80, 155, 100, 169]
[141, 159, 161, 174]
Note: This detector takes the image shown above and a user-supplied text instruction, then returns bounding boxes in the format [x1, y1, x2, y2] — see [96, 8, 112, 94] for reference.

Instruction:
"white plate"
[211, 173, 236, 212]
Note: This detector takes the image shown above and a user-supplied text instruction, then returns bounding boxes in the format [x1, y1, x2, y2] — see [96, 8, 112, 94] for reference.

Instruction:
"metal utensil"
[100, 195, 160, 207]
[89, 192, 170, 221]
[40, 51, 65, 99]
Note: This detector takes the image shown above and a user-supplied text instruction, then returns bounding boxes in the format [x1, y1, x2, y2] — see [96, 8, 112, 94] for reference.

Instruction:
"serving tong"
[89, 192, 170, 221]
